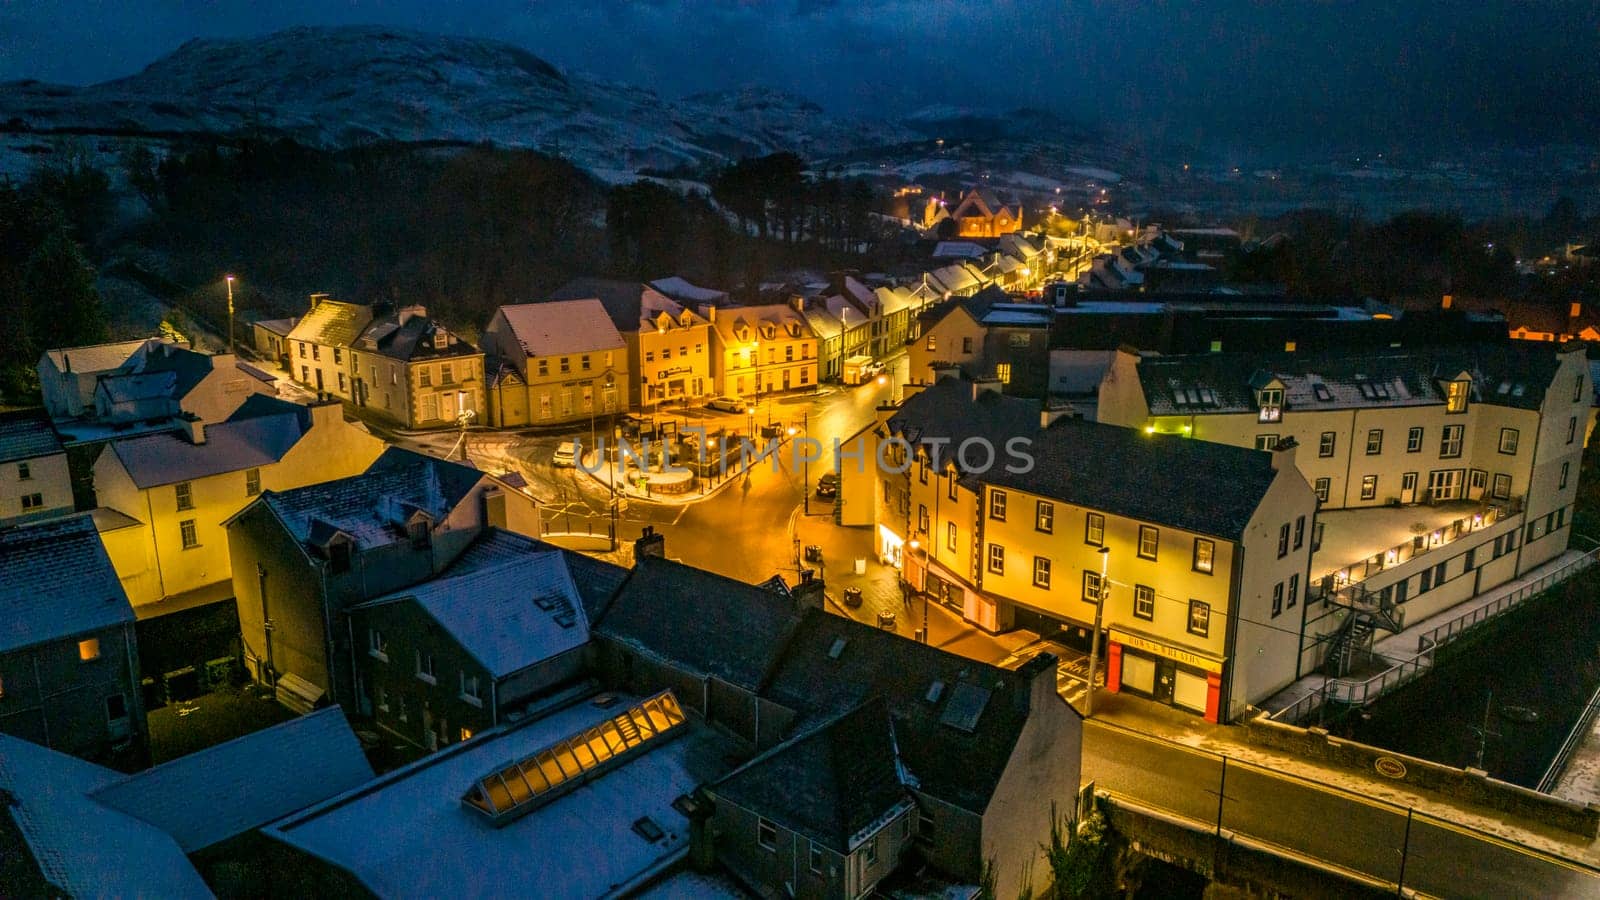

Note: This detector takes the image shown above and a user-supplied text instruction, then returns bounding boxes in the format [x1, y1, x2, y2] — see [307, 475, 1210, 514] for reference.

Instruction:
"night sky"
[3, 1, 1597, 152]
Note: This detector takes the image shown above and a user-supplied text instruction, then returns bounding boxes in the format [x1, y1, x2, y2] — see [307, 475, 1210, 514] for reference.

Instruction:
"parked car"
[552, 440, 578, 467]
[816, 472, 839, 499]
[706, 396, 747, 413]
[860, 360, 886, 378]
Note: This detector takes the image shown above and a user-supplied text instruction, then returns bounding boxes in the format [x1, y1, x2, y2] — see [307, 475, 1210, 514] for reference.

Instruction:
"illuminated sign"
[1110, 630, 1223, 674]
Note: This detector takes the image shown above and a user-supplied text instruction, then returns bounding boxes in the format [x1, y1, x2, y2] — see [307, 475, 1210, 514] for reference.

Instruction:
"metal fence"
[1538, 682, 1600, 795]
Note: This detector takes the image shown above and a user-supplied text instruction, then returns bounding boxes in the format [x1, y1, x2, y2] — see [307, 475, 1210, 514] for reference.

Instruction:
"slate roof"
[917, 284, 1006, 327]
[41, 338, 159, 376]
[710, 302, 814, 345]
[286, 297, 374, 348]
[493, 299, 627, 358]
[109, 404, 309, 488]
[710, 697, 906, 853]
[254, 316, 298, 337]
[595, 556, 804, 690]
[651, 276, 730, 306]
[0, 408, 64, 463]
[352, 552, 589, 678]
[1134, 343, 1567, 417]
[763, 609, 1035, 815]
[0, 515, 134, 654]
[892, 379, 1280, 540]
[256, 447, 482, 550]
[356, 312, 481, 363]
[0, 733, 209, 898]
[88, 707, 373, 853]
[445, 528, 630, 623]
[548, 277, 683, 333]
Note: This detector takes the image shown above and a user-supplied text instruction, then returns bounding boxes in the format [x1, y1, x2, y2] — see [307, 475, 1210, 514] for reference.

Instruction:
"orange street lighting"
[224, 274, 237, 354]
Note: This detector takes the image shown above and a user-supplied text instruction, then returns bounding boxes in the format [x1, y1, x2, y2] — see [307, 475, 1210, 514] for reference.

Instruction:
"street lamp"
[1085, 546, 1110, 717]
[224, 274, 236, 354]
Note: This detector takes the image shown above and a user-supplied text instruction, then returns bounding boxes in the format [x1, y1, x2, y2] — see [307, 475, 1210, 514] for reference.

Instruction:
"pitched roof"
[352, 552, 589, 678]
[109, 404, 309, 488]
[493, 299, 627, 358]
[257, 447, 483, 550]
[917, 284, 1005, 326]
[286, 297, 374, 348]
[548, 277, 682, 333]
[892, 378, 1281, 540]
[1133, 343, 1566, 416]
[710, 697, 906, 852]
[356, 312, 481, 363]
[650, 276, 730, 306]
[0, 515, 133, 653]
[41, 338, 160, 376]
[0, 733, 209, 898]
[763, 609, 1036, 814]
[88, 707, 373, 853]
[709, 303, 814, 344]
[596, 556, 804, 690]
[445, 528, 629, 624]
[0, 408, 64, 463]
[253, 316, 298, 337]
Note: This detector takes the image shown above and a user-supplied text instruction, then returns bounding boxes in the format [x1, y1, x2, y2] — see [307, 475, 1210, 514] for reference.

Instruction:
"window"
[1288, 573, 1299, 609]
[1440, 425, 1463, 458]
[333, 347, 342, 364]
[175, 481, 194, 511]
[1319, 432, 1336, 458]
[1193, 538, 1215, 574]
[538, 358, 549, 377]
[460, 727, 474, 742]
[106, 693, 127, 723]
[311, 344, 320, 361]
[1138, 525, 1158, 560]
[809, 841, 824, 873]
[442, 362, 456, 383]
[1569, 417, 1578, 444]
[919, 460, 929, 485]
[17, 461, 30, 480]
[1366, 429, 1383, 455]
[645, 350, 655, 363]
[988, 489, 1007, 521]
[1134, 585, 1155, 620]
[1577, 373, 1586, 403]
[1255, 434, 1279, 451]
[1407, 427, 1423, 453]
[1033, 556, 1052, 589]
[1499, 428, 1520, 455]
[1188, 600, 1211, 637]
[917, 503, 929, 533]
[1258, 387, 1283, 422]
[926, 334, 937, 351]
[1361, 475, 1378, 500]
[962, 337, 973, 353]
[298, 342, 307, 358]
[368, 628, 387, 661]
[560, 357, 571, 374]
[1272, 582, 1284, 617]
[758, 818, 778, 851]
[416, 650, 435, 683]
[1083, 570, 1103, 603]
[987, 544, 1005, 574]
[1085, 512, 1105, 546]
[918, 808, 936, 842]
[78, 637, 101, 661]
[947, 473, 958, 501]
[947, 521, 957, 551]
[1314, 477, 1330, 502]
[1278, 523, 1290, 557]
[1294, 515, 1305, 549]
[20, 493, 42, 511]
[996, 363, 1011, 384]
[420, 367, 432, 388]
[179, 519, 198, 549]
[863, 835, 879, 867]
[1561, 462, 1571, 490]
[1035, 501, 1054, 533]
[1492, 472, 1512, 500]
[460, 671, 482, 704]
[1445, 379, 1470, 413]
[245, 467, 261, 496]
[337, 372, 347, 392]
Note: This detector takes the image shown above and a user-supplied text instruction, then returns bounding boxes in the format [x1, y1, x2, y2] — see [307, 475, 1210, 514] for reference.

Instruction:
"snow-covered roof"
[41, 338, 163, 377]
[88, 707, 373, 853]
[267, 692, 722, 899]
[351, 552, 589, 678]
[109, 403, 309, 488]
[932, 240, 988, 260]
[0, 515, 133, 654]
[493, 299, 626, 358]
[287, 297, 374, 349]
[650, 276, 729, 305]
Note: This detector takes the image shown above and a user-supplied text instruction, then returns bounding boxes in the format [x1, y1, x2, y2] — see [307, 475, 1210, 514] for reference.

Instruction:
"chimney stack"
[1017, 651, 1062, 712]
[791, 569, 825, 611]
[1271, 435, 1298, 470]
[181, 415, 206, 446]
[634, 526, 666, 562]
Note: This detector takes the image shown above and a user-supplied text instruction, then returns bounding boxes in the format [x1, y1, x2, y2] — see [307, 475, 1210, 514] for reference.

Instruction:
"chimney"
[398, 304, 428, 326]
[703, 304, 717, 323]
[1040, 400, 1075, 428]
[306, 398, 343, 432]
[1271, 435, 1298, 470]
[62, 352, 71, 374]
[787, 293, 806, 313]
[792, 569, 825, 611]
[181, 415, 206, 445]
[634, 525, 665, 561]
[971, 377, 1004, 401]
[309, 292, 330, 311]
[1017, 651, 1061, 712]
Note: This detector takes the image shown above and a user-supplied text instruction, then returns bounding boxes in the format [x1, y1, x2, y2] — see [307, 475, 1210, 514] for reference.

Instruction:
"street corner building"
[480, 297, 630, 427]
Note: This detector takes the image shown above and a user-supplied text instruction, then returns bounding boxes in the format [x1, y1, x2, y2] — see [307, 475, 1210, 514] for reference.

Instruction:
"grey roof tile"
[0, 515, 133, 653]
[0, 408, 64, 463]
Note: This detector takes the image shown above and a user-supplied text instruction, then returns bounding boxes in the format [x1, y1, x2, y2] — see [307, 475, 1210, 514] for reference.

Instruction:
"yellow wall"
[0, 452, 73, 525]
[635, 318, 713, 406]
[909, 308, 986, 385]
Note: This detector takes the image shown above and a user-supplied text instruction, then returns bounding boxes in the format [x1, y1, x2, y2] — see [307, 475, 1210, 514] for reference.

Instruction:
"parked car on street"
[816, 472, 839, 499]
[706, 396, 747, 413]
[553, 440, 578, 467]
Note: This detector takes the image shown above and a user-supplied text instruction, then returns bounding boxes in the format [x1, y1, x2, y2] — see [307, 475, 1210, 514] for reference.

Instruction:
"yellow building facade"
[707, 304, 818, 399]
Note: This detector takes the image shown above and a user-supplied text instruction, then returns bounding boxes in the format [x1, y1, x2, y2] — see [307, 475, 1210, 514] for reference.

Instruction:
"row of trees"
[709, 152, 882, 252]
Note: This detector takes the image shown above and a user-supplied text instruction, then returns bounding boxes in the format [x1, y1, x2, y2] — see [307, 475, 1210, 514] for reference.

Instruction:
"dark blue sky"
[3, 1, 1596, 151]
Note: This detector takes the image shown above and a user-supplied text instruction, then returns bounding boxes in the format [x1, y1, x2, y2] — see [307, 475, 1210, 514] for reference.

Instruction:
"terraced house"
[856, 376, 1319, 723]
[706, 303, 818, 400]
[548, 278, 714, 409]
[349, 305, 484, 429]
[482, 298, 630, 427]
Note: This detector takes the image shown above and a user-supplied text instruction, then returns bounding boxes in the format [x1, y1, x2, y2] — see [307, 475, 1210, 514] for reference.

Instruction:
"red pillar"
[1106, 642, 1123, 693]
[1204, 671, 1223, 723]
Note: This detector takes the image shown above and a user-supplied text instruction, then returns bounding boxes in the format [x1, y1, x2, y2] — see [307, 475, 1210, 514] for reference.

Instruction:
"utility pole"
[1396, 807, 1414, 897]
[802, 409, 810, 515]
[1085, 546, 1110, 717]
[225, 274, 236, 354]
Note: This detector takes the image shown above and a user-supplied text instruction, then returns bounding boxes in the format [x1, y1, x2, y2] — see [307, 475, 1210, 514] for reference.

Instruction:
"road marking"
[1414, 815, 1599, 874]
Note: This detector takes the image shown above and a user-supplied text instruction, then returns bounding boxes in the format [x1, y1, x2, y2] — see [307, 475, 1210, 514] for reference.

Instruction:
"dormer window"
[432, 328, 448, 350]
[1257, 387, 1283, 423]
[1444, 378, 1470, 413]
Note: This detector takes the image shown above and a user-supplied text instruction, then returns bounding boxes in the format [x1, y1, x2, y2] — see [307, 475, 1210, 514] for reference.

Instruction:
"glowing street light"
[224, 274, 237, 354]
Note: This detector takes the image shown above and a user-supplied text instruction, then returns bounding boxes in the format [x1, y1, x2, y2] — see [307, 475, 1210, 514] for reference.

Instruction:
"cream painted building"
[481, 299, 629, 427]
[856, 377, 1319, 722]
[286, 294, 372, 402]
[90, 397, 385, 608]
[548, 278, 714, 408]
[908, 291, 1001, 385]
[707, 303, 818, 399]
[0, 409, 73, 526]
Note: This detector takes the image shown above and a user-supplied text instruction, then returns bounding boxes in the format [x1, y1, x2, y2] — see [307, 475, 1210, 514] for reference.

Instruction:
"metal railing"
[1538, 682, 1600, 794]
[1275, 547, 1600, 724]
[1314, 498, 1519, 598]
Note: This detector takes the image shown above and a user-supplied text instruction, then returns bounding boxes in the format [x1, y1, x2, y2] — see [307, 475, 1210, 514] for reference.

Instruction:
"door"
[1468, 469, 1487, 500]
[1400, 472, 1418, 504]
[1427, 469, 1464, 501]
[1154, 660, 1177, 704]
[440, 391, 457, 421]
[782, 369, 792, 390]
[314, 369, 325, 391]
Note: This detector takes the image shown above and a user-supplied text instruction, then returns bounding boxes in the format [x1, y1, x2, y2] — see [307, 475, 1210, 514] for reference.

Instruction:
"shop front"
[1106, 628, 1225, 723]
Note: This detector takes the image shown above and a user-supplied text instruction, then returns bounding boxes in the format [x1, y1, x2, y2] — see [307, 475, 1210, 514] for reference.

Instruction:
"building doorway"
[1400, 471, 1418, 504]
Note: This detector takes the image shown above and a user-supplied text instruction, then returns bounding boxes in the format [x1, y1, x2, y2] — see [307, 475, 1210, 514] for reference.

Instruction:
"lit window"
[78, 638, 101, 662]
[996, 363, 1011, 384]
[1138, 525, 1158, 560]
[1035, 501, 1054, 533]
[1361, 475, 1378, 501]
[460, 727, 474, 742]
[926, 334, 937, 351]
[1445, 379, 1470, 413]
[1193, 538, 1215, 574]
[1188, 600, 1211, 637]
